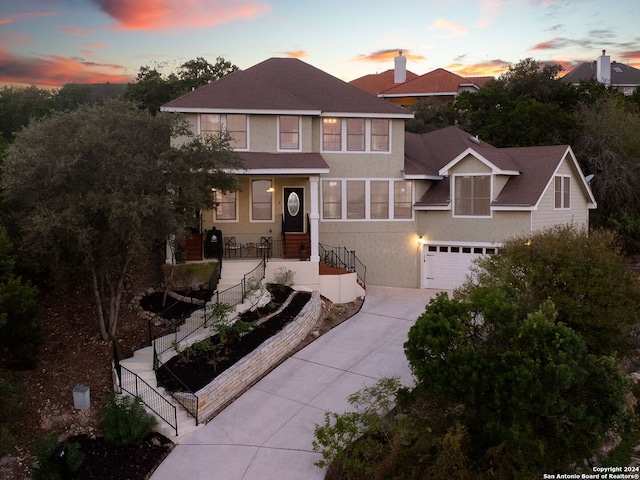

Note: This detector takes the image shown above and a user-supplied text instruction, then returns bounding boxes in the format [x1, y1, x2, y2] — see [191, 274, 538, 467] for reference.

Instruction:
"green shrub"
[29, 435, 84, 480]
[100, 394, 157, 447]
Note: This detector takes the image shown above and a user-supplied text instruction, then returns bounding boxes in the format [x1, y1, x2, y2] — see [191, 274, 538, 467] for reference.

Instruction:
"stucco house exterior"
[161, 57, 596, 297]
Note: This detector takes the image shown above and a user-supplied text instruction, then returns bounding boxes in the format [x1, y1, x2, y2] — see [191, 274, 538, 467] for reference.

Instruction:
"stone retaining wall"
[193, 290, 322, 422]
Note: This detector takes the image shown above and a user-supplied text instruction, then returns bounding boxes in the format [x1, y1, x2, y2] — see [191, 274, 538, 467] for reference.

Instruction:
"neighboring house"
[161, 58, 595, 295]
[563, 50, 640, 95]
[350, 51, 493, 106]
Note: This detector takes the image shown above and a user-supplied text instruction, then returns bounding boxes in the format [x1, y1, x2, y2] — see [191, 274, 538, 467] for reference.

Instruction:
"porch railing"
[319, 243, 367, 287]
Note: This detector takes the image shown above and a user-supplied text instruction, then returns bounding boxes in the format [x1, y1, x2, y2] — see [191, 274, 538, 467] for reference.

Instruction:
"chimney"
[394, 51, 407, 84]
[597, 49, 611, 86]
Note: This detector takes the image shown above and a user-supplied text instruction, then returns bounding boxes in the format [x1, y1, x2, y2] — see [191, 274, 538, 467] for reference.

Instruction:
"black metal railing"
[154, 358, 199, 423]
[117, 365, 179, 436]
[319, 243, 367, 286]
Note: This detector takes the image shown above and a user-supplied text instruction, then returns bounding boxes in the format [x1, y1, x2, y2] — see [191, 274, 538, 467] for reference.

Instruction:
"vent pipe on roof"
[597, 49, 611, 86]
[394, 51, 407, 84]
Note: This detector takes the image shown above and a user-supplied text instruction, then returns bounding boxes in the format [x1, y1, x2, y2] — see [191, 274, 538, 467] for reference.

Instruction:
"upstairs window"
[555, 175, 570, 209]
[371, 119, 389, 151]
[322, 118, 390, 152]
[200, 114, 247, 149]
[322, 118, 342, 151]
[279, 116, 300, 150]
[454, 175, 490, 216]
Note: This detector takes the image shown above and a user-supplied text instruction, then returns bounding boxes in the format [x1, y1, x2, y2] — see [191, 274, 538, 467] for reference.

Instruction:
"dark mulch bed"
[139, 289, 212, 320]
[67, 432, 173, 480]
[156, 289, 312, 392]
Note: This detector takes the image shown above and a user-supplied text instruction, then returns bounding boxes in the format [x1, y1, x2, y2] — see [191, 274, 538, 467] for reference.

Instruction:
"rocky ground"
[0, 263, 363, 480]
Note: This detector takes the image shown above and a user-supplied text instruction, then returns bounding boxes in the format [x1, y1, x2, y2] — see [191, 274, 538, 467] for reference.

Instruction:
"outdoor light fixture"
[266, 187, 275, 193]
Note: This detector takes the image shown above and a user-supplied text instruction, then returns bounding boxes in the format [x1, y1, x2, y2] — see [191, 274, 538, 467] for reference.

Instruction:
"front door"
[283, 187, 304, 232]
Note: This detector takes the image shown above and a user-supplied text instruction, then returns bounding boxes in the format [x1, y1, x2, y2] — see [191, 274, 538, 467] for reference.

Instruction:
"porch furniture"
[256, 237, 272, 258]
[224, 237, 241, 257]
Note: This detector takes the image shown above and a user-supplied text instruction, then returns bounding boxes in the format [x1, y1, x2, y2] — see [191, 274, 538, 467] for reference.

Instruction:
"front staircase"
[282, 233, 310, 259]
[116, 258, 263, 442]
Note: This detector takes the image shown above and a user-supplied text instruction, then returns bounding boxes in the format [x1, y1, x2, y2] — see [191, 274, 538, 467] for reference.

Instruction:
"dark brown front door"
[283, 187, 304, 232]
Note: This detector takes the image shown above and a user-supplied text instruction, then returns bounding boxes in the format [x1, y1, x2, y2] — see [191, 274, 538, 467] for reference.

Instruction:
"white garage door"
[422, 245, 497, 290]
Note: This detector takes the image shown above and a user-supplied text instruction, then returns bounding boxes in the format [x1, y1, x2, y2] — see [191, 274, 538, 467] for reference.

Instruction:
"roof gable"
[563, 61, 640, 86]
[163, 58, 412, 117]
[349, 69, 420, 95]
[381, 68, 479, 96]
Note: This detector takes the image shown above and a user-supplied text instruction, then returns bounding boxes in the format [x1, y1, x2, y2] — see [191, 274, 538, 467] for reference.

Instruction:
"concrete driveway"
[150, 285, 437, 480]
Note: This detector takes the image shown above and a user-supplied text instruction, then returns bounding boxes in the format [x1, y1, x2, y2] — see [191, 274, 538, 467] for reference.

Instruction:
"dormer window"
[554, 175, 570, 209]
[200, 114, 247, 150]
[454, 175, 490, 216]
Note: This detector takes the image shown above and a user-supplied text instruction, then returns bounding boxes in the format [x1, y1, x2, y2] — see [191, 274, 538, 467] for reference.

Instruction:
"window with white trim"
[251, 179, 273, 221]
[321, 118, 390, 152]
[321, 179, 413, 220]
[200, 114, 247, 149]
[214, 190, 237, 221]
[454, 175, 490, 216]
[554, 175, 570, 209]
[279, 115, 300, 150]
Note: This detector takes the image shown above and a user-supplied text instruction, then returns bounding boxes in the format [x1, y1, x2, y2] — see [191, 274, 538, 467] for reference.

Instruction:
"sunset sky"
[1, 0, 639, 89]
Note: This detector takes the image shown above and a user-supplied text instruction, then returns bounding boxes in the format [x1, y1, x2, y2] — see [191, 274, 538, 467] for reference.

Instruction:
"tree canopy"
[1, 99, 244, 340]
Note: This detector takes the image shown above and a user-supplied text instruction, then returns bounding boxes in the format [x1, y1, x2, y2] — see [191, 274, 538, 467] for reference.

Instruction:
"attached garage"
[421, 244, 497, 290]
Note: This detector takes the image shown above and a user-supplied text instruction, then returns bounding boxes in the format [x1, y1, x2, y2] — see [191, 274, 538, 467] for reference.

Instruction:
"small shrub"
[29, 435, 84, 480]
[100, 394, 157, 447]
[273, 266, 295, 286]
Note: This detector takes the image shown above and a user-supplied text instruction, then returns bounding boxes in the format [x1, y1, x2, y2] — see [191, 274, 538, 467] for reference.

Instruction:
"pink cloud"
[0, 11, 58, 25]
[93, 0, 271, 31]
[284, 50, 308, 59]
[0, 51, 131, 88]
[448, 60, 508, 77]
[355, 49, 426, 64]
[429, 18, 469, 39]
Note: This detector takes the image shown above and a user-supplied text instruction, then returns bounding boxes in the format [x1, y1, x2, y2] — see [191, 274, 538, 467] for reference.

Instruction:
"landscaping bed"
[156, 287, 312, 392]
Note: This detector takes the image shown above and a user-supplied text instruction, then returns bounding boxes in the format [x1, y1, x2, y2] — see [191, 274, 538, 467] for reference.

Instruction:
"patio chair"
[224, 237, 241, 257]
[256, 236, 272, 258]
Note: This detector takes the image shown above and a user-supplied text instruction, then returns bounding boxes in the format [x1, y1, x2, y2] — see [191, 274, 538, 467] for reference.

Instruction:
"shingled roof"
[162, 58, 412, 118]
[563, 61, 640, 90]
[408, 126, 593, 208]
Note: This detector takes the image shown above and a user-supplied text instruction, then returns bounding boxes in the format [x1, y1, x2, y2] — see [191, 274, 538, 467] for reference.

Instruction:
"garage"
[422, 244, 497, 290]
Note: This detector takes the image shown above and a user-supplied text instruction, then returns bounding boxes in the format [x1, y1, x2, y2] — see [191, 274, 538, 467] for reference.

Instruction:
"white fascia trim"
[439, 147, 520, 176]
[491, 205, 535, 211]
[414, 205, 450, 211]
[424, 240, 502, 247]
[321, 111, 414, 119]
[403, 173, 444, 180]
[231, 168, 330, 175]
[161, 107, 321, 116]
[379, 92, 458, 98]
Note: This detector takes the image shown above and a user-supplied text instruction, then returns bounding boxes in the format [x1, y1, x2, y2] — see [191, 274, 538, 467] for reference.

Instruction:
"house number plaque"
[287, 192, 300, 216]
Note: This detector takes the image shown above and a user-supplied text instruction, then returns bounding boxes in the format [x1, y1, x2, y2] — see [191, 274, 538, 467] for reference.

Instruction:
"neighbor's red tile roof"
[349, 69, 419, 95]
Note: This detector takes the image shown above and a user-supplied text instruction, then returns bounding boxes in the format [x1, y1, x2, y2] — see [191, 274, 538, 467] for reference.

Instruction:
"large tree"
[1, 99, 243, 340]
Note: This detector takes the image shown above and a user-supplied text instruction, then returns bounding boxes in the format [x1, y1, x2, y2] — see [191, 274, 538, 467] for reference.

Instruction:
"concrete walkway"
[150, 286, 438, 480]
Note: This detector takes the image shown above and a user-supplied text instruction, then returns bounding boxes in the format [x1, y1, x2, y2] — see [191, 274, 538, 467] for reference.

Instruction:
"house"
[350, 51, 493, 106]
[563, 50, 640, 95]
[161, 58, 595, 296]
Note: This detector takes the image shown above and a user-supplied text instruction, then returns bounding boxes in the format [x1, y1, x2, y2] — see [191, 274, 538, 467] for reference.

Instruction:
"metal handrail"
[154, 357, 199, 423]
[319, 243, 367, 286]
[118, 365, 179, 436]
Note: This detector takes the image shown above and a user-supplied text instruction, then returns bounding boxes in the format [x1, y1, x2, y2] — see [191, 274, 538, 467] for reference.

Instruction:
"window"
[347, 181, 365, 219]
[554, 175, 570, 209]
[370, 181, 389, 219]
[394, 181, 412, 219]
[279, 116, 299, 150]
[251, 179, 273, 221]
[200, 114, 247, 149]
[321, 179, 413, 221]
[322, 118, 342, 151]
[371, 119, 389, 151]
[346, 119, 365, 151]
[454, 175, 490, 216]
[214, 190, 237, 221]
[322, 180, 342, 219]
[322, 118, 390, 152]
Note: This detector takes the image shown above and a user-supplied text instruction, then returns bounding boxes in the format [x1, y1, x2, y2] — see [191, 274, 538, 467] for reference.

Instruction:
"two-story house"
[161, 57, 596, 298]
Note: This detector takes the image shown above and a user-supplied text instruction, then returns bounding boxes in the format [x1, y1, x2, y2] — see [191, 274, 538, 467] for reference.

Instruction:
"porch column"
[309, 176, 320, 262]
